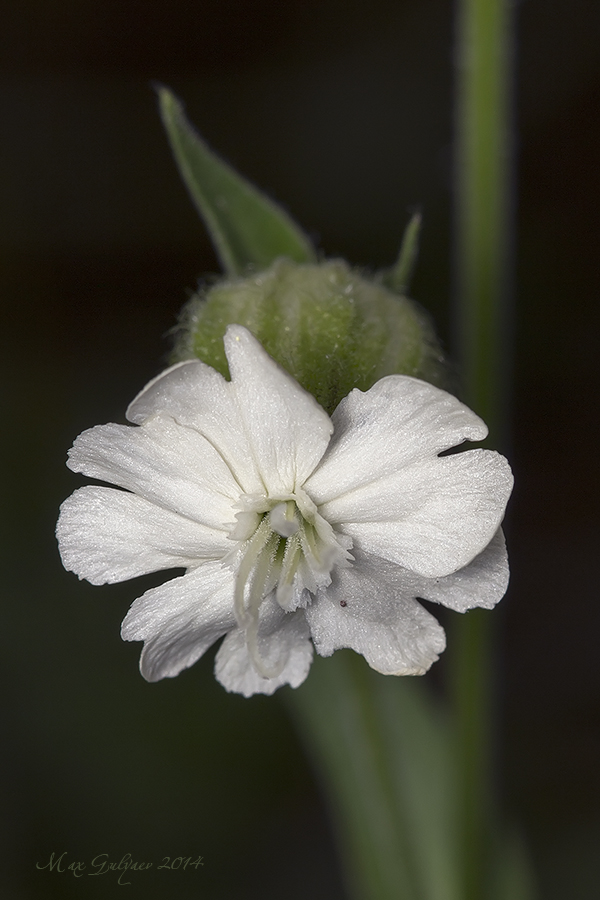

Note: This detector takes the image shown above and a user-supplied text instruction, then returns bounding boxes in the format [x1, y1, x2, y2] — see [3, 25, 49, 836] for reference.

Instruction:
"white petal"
[127, 359, 264, 494]
[402, 528, 510, 612]
[121, 562, 236, 682]
[224, 325, 333, 495]
[214, 597, 313, 696]
[306, 551, 446, 676]
[320, 450, 513, 577]
[57, 486, 230, 584]
[67, 414, 239, 529]
[305, 375, 488, 504]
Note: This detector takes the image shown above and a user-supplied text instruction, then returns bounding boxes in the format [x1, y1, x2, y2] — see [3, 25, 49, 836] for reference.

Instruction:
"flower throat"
[228, 494, 352, 679]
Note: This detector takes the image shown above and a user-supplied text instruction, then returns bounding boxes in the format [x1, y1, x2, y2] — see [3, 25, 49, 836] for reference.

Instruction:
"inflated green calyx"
[172, 258, 445, 415]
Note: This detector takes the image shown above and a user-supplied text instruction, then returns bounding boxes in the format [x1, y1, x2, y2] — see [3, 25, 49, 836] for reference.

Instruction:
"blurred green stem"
[287, 654, 459, 900]
[454, 0, 513, 433]
[452, 0, 514, 898]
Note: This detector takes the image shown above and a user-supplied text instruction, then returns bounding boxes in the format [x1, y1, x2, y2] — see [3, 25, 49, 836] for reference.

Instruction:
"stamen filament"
[276, 533, 302, 608]
[233, 517, 272, 629]
[234, 522, 285, 679]
[299, 521, 325, 572]
[244, 532, 285, 678]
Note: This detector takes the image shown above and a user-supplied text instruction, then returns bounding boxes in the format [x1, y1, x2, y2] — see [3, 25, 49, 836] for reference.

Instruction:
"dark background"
[1, 1, 599, 897]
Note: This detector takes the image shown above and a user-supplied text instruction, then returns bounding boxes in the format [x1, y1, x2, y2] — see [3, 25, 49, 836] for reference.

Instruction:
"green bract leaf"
[158, 86, 316, 275]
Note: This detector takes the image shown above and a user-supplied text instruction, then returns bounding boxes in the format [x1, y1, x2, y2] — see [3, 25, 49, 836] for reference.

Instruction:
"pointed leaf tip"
[157, 86, 316, 275]
[386, 211, 423, 295]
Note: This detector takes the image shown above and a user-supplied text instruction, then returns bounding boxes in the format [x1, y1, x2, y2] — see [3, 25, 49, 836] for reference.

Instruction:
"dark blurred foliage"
[1, 1, 599, 897]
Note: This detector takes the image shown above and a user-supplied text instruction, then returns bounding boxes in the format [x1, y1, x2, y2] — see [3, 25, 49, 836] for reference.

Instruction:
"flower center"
[226, 491, 352, 679]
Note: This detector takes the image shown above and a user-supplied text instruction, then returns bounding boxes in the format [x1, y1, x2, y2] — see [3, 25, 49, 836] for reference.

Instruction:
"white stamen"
[233, 518, 272, 629]
[275, 533, 302, 609]
[229, 494, 352, 679]
[244, 532, 286, 678]
[234, 523, 284, 679]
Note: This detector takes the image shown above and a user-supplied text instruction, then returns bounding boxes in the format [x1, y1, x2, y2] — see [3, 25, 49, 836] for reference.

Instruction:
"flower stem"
[286, 653, 459, 900]
[452, 0, 514, 897]
[454, 0, 514, 435]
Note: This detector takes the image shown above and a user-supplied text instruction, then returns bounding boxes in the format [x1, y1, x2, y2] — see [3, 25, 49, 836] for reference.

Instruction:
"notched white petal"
[214, 597, 313, 697]
[67, 415, 238, 529]
[406, 528, 510, 612]
[224, 325, 333, 494]
[126, 359, 212, 425]
[121, 563, 236, 682]
[329, 449, 513, 578]
[127, 358, 263, 494]
[305, 374, 488, 505]
[57, 486, 228, 584]
[307, 553, 446, 675]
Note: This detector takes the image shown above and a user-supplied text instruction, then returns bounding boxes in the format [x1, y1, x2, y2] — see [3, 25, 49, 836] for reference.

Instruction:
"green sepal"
[383, 211, 423, 295]
[158, 86, 316, 275]
[171, 258, 446, 415]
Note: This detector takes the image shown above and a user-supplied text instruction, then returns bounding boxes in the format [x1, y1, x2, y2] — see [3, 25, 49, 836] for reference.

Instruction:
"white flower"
[57, 325, 513, 697]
